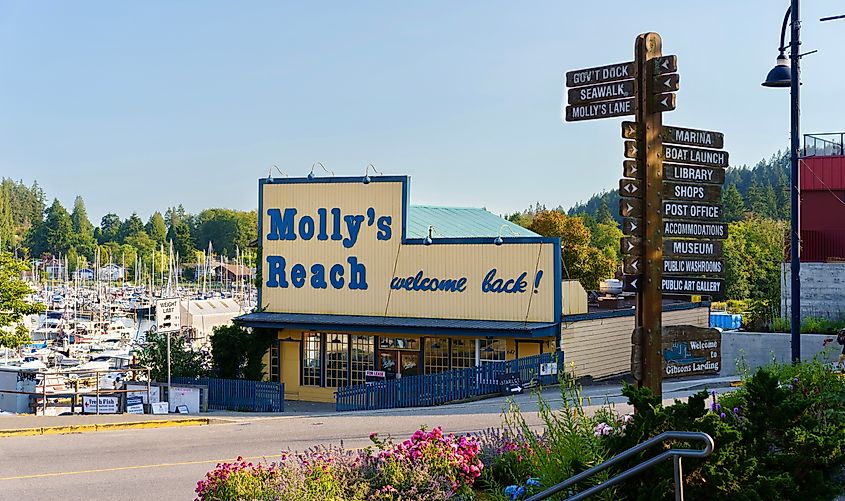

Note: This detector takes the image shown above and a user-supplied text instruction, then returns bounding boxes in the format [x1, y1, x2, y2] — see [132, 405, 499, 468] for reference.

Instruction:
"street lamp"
[761, 1, 800, 362]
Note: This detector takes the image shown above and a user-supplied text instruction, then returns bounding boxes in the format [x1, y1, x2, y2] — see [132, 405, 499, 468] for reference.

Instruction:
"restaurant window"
[325, 334, 349, 388]
[379, 337, 420, 351]
[349, 335, 375, 385]
[479, 338, 506, 363]
[451, 338, 476, 369]
[269, 341, 280, 382]
[424, 337, 449, 374]
[302, 332, 322, 386]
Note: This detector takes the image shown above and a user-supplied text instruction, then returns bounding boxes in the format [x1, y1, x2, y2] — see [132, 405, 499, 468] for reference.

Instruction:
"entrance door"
[379, 350, 420, 378]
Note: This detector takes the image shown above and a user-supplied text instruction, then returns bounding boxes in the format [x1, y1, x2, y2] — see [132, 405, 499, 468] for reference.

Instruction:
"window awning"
[235, 312, 558, 338]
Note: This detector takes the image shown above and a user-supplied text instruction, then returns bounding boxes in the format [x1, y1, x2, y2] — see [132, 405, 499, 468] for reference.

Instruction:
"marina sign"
[663, 258, 724, 275]
[619, 197, 642, 218]
[619, 179, 642, 197]
[663, 144, 729, 167]
[620, 236, 642, 256]
[664, 182, 722, 202]
[664, 163, 725, 185]
[622, 218, 643, 236]
[663, 221, 728, 239]
[623, 160, 642, 179]
[565, 56, 677, 88]
[623, 122, 724, 149]
[566, 98, 635, 122]
[624, 274, 724, 294]
[663, 239, 724, 258]
[567, 80, 635, 105]
[663, 201, 722, 221]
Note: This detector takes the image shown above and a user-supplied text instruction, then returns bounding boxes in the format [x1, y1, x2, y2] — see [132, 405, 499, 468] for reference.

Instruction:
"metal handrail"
[525, 431, 714, 501]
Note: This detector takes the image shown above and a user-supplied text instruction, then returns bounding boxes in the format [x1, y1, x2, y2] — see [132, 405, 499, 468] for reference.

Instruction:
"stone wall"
[719, 331, 842, 377]
[780, 262, 845, 320]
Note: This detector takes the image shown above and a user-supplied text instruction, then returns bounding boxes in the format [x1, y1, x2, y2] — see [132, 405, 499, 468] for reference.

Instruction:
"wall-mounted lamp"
[267, 164, 288, 181]
[424, 225, 435, 246]
[363, 164, 383, 184]
[307, 162, 334, 180]
[494, 224, 521, 246]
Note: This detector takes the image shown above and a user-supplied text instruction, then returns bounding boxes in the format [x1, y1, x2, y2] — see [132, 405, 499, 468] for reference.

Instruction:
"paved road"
[0, 379, 734, 501]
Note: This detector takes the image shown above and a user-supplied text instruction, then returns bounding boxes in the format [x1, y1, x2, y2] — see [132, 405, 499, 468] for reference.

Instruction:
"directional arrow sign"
[622, 123, 725, 150]
[664, 145, 729, 167]
[663, 201, 723, 221]
[661, 276, 724, 295]
[655, 73, 680, 93]
[624, 141, 639, 159]
[565, 98, 635, 122]
[665, 182, 722, 202]
[664, 163, 725, 185]
[619, 179, 642, 197]
[663, 258, 725, 275]
[663, 239, 724, 258]
[652, 93, 677, 112]
[622, 218, 643, 236]
[565, 56, 677, 87]
[619, 197, 642, 218]
[623, 256, 642, 275]
[568, 80, 636, 105]
[623, 274, 642, 293]
[664, 221, 729, 239]
[623, 160, 643, 179]
[620, 236, 642, 256]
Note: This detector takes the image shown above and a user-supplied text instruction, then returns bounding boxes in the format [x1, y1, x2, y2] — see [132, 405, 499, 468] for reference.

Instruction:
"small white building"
[180, 299, 244, 346]
[98, 264, 125, 281]
[74, 268, 95, 281]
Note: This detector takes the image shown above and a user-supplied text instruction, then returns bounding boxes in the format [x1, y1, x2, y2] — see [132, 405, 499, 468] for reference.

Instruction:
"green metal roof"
[406, 205, 538, 239]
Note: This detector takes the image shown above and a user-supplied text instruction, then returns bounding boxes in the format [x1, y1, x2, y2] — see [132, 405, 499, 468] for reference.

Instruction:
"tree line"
[0, 178, 257, 277]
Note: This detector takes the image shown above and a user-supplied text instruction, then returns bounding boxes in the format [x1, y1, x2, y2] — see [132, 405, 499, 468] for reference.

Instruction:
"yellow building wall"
[261, 180, 556, 323]
[561, 306, 709, 380]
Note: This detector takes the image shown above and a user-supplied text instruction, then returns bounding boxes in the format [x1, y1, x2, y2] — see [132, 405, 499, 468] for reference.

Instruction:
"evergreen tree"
[597, 198, 615, 225]
[764, 184, 779, 219]
[99, 213, 122, 243]
[747, 180, 766, 216]
[146, 212, 167, 244]
[722, 184, 746, 222]
[70, 196, 96, 259]
[42, 199, 74, 255]
[119, 213, 146, 243]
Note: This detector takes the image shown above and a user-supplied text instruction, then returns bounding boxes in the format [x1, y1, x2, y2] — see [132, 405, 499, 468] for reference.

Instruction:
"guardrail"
[525, 431, 715, 501]
[804, 132, 845, 156]
[171, 377, 284, 412]
[335, 353, 560, 412]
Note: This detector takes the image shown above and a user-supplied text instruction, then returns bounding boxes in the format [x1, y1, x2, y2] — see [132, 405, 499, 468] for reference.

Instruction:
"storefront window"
[424, 337, 449, 374]
[269, 341, 280, 382]
[350, 335, 374, 385]
[325, 334, 349, 388]
[379, 337, 420, 350]
[451, 338, 476, 369]
[479, 338, 506, 363]
[302, 333, 322, 386]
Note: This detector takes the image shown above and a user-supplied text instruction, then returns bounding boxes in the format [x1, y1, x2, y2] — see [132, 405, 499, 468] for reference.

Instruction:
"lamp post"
[761, 1, 800, 362]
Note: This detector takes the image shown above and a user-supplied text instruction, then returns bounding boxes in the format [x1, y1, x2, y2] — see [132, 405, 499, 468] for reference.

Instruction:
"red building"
[800, 133, 845, 262]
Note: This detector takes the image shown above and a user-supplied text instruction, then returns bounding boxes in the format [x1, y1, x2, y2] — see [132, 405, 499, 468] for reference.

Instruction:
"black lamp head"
[762, 53, 791, 88]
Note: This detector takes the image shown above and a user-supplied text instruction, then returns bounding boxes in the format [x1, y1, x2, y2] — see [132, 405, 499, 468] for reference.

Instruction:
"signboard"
[619, 179, 642, 197]
[261, 177, 559, 323]
[150, 402, 169, 415]
[619, 197, 642, 218]
[662, 325, 721, 378]
[624, 275, 724, 294]
[663, 259, 724, 275]
[664, 182, 722, 202]
[623, 160, 642, 179]
[82, 396, 119, 414]
[623, 256, 642, 275]
[663, 201, 722, 221]
[664, 164, 725, 185]
[663, 239, 724, 257]
[565, 98, 635, 122]
[622, 218, 642, 236]
[126, 395, 144, 414]
[663, 145, 729, 167]
[655, 73, 680, 93]
[620, 236, 642, 256]
[155, 298, 181, 333]
[539, 362, 558, 376]
[365, 370, 386, 384]
[567, 80, 635, 105]
[623, 122, 724, 149]
[663, 221, 728, 239]
[565, 55, 677, 87]
[497, 372, 523, 395]
[652, 93, 677, 112]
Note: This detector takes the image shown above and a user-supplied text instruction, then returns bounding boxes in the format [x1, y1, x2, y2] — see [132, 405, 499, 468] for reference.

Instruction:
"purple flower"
[720, 412, 726, 419]
[733, 407, 740, 414]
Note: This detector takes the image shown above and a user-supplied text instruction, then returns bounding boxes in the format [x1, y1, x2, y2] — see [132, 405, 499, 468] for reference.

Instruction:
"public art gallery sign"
[260, 176, 560, 323]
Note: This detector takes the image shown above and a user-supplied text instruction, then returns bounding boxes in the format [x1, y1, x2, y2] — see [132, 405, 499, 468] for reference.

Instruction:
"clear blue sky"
[1, 1, 843, 223]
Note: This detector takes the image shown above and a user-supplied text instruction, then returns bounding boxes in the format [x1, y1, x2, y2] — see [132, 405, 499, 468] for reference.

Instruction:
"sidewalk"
[0, 412, 222, 437]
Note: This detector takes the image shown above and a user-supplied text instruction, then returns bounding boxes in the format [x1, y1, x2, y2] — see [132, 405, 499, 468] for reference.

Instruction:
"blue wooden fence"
[335, 353, 560, 412]
[171, 377, 284, 412]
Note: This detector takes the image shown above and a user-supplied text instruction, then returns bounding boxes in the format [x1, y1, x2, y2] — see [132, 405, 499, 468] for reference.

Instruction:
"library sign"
[260, 176, 559, 323]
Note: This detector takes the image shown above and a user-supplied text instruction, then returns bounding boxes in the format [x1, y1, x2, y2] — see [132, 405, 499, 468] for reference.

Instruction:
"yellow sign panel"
[260, 177, 560, 323]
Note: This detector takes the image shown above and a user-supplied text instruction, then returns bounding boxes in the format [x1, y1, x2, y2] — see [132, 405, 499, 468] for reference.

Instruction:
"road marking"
[0, 454, 285, 481]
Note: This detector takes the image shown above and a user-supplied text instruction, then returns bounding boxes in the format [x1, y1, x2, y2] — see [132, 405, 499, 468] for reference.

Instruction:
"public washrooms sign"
[260, 176, 560, 323]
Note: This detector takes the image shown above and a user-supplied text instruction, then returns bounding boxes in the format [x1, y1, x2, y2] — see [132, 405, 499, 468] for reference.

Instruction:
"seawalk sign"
[260, 176, 561, 323]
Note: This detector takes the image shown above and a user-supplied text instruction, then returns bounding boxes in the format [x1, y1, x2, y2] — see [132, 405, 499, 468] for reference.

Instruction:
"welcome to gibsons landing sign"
[259, 176, 561, 323]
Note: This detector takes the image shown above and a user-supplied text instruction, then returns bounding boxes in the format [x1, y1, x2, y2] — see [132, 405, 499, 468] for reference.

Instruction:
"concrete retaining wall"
[781, 262, 845, 320]
[720, 331, 842, 376]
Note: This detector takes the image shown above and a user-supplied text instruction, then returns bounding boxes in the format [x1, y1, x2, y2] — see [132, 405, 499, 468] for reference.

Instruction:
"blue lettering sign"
[390, 271, 467, 293]
[265, 255, 369, 291]
[482, 269, 527, 294]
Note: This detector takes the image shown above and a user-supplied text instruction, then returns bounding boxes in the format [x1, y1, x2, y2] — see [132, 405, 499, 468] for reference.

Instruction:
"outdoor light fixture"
[363, 163, 383, 184]
[424, 225, 434, 246]
[494, 224, 521, 246]
[307, 162, 334, 180]
[762, 53, 791, 87]
[267, 165, 288, 182]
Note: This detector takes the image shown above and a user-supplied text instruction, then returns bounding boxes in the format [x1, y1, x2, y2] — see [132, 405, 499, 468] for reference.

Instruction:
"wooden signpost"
[564, 32, 726, 399]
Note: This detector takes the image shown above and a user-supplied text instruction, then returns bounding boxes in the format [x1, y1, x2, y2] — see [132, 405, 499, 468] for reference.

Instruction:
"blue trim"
[562, 300, 711, 323]
[553, 238, 562, 350]
[257, 177, 266, 309]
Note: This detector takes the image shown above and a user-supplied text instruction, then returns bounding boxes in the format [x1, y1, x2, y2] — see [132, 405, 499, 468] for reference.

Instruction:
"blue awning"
[235, 312, 558, 338]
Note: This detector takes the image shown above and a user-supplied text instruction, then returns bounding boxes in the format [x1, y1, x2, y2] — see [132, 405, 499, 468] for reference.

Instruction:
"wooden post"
[635, 32, 664, 398]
